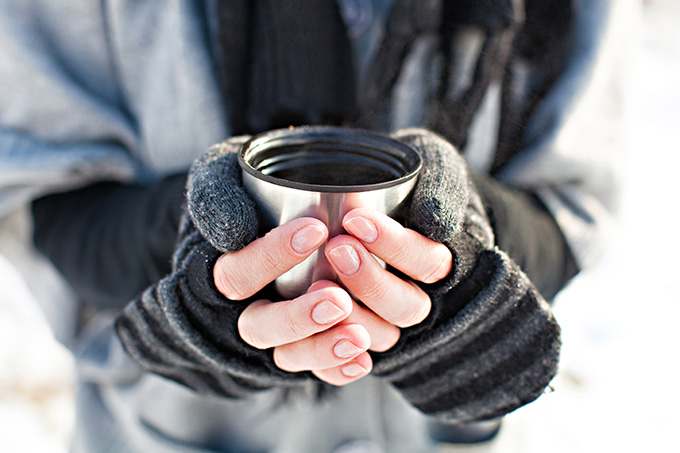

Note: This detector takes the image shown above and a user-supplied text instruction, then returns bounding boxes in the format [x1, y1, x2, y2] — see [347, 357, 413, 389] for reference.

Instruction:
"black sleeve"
[31, 173, 188, 310]
[470, 172, 579, 300]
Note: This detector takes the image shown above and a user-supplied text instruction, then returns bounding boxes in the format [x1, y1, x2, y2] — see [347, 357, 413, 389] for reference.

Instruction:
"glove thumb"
[187, 136, 259, 253]
[391, 128, 469, 243]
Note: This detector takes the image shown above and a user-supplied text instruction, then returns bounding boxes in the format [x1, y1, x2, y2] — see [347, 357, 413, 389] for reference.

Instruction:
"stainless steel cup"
[238, 126, 422, 299]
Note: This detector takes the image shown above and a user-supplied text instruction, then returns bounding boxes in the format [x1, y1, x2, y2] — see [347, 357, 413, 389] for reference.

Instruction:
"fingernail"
[311, 300, 345, 325]
[333, 339, 363, 359]
[344, 217, 378, 243]
[327, 245, 360, 275]
[291, 225, 326, 253]
[341, 362, 368, 377]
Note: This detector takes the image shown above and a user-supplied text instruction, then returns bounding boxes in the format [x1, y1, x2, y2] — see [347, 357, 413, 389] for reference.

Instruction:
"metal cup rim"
[238, 126, 422, 193]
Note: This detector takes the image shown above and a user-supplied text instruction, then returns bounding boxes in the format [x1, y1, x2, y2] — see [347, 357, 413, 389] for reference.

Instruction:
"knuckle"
[357, 273, 390, 305]
[258, 244, 290, 275]
[392, 308, 418, 328]
[312, 369, 343, 386]
[214, 264, 251, 300]
[274, 339, 327, 373]
[359, 277, 412, 326]
[311, 342, 334, 369]
[311, 370, 331, 385]
[280, 310, 310, 341]
[420, 253, 452, 284]
[371, 327, 401, 353]
[238, 313, 269, 349]
[272, 348, 294, 371]
[384, 239, 410, 263]
[393, 290, 431, 328]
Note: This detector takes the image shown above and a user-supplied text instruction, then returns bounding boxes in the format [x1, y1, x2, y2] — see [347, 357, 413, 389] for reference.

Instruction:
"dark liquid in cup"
[256, 144, 406, 187]
[268, 161, 399, 186]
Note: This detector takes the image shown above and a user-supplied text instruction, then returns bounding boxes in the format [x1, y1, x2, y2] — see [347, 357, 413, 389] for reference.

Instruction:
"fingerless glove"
[114, 137, 315, 397]
[371, 129, 561, 423]
[115, 130, 561, 420]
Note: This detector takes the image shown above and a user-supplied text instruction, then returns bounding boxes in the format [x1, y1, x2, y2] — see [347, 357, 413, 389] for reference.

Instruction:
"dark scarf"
[216, 0, 356, 135]
[215, 0, 573, 172]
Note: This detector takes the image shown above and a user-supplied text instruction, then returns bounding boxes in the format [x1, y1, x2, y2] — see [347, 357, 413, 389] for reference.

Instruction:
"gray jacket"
[0, 0, 633, 451]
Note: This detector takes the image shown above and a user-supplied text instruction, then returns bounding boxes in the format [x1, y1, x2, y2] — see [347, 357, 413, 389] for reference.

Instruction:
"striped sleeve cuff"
[372, 249, 561, 423]
[115, 228, 312, 398]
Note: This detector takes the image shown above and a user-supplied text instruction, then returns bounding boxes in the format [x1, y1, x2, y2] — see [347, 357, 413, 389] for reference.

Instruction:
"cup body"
[239, 126, 422, 299]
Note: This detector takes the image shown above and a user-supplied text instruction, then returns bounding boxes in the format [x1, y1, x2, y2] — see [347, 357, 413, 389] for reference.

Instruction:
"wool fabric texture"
[115, 214, 312, 398]
[216, 0, 355, 134]
[186, 136, 259, 253]
[115, 128, 560, 422]
[370, 129, 560, 422]
[31, 173, 188, 309]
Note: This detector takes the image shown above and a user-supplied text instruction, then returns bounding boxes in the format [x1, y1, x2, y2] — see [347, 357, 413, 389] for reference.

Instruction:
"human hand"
[228, 207, 453, 386]
[119, 134, 428, 396]
[348, 129, 561, 423]
[214, 216, 403, 386]
[325, 207, 453, 328]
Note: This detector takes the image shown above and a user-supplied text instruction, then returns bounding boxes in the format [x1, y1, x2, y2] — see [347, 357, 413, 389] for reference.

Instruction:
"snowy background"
[1, 0, 679, 451]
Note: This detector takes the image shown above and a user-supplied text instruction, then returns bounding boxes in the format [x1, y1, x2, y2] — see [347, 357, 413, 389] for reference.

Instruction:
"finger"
[312, 351, 373, 386]
[345, 303, 400, 352]
[325, 236, 431, 328]
[273, 324, 371, 373]
[238, 285, 353, 349]
[213, 217, 328, 300]
[308, 281, 400, 352]
[342, 208, 452, 284]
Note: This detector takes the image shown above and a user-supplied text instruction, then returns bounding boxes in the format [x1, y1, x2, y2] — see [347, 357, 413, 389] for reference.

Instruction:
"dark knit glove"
[114, 137, 314, 398]
[371, 129, 561, 423]
[185, 136, 259, 253]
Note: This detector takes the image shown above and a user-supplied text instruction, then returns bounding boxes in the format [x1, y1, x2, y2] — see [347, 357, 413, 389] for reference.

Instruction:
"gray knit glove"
[115, 136, 316, 398]
[370, 128, 561, 423]
[185, 136, 259, 253]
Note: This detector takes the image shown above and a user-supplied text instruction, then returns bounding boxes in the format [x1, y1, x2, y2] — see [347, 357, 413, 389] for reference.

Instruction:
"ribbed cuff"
[115, 229, 312, 398]
[372, 249, 560, 423]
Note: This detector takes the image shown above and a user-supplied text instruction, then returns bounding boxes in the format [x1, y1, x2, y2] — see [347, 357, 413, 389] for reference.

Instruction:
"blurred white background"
[1, 0, 679, 451]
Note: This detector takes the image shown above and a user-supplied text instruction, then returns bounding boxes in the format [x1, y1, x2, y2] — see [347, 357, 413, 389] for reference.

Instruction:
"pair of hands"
[118, 130, 561, 420]
[212, 208, 452, 386]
